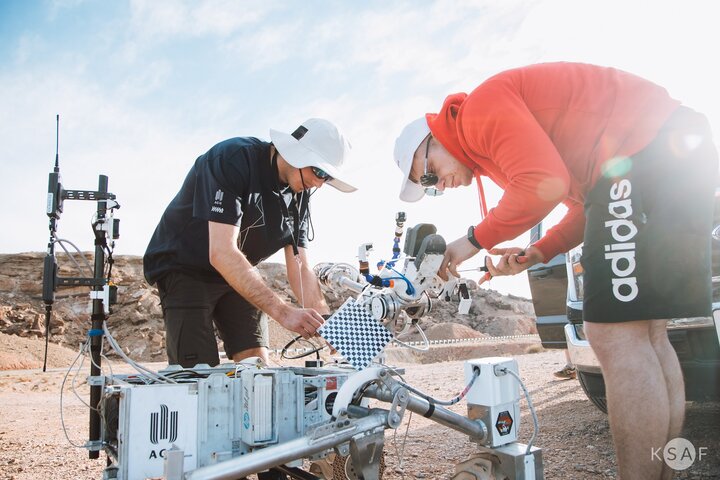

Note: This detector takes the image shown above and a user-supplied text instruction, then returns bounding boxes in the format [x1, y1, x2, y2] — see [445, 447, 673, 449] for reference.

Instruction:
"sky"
[1, 0, 719, 299]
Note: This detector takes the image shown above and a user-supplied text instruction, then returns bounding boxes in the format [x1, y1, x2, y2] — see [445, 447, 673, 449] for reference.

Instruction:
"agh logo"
[148, 404, 178, 459]
[212, 189, 224, 214]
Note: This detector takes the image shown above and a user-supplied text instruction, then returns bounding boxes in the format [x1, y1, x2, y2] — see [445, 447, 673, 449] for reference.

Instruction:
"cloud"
[217, 0, 537, 94]
[115, 60, 172, 99]
[223, 19, 304, 71]
[0, 66, 221, 255]
[128, 0, 277, 40]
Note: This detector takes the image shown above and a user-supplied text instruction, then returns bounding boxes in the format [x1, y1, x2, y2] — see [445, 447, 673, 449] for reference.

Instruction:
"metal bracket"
[349, 428, 385, 480]
[63, 189, 116, 201]
[335, 442, 350, 457]
[87, 375, 106, 387]
[388, 387, 409, 428]
[308, 412, 357, 445]
[84, 439, 104, 452]
[57, 277, 106, 287]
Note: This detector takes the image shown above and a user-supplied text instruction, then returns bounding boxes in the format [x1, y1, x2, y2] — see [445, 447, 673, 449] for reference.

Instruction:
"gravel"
[0, 350, 718, 479]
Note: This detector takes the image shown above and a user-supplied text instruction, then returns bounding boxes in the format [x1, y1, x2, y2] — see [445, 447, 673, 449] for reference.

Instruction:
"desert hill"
[0, 253, 536, 368]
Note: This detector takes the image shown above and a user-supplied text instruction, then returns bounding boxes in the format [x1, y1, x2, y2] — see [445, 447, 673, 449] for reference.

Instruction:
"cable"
[388, 267, 415, 295]
[54, 238, 94, 276]
[391, 322, 430, 352]
[389, 368, 480, 407]
[499, 367, 539, 455]
[60, 339, 92, 448]
[280, 335, 324, 360]
[371, 364, 412, 477]
[102, 322, 177, 384]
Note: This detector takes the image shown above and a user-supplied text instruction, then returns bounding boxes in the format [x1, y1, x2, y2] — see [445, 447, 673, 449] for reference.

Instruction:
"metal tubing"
[338, 276, 365, 293]
[185, 414, 388, 480]
[88, 175, 108, 459]
[364, 385, 487, 442]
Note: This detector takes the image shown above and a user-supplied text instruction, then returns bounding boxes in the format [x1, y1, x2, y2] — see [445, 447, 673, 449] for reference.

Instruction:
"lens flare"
[601, 156, 633, 178]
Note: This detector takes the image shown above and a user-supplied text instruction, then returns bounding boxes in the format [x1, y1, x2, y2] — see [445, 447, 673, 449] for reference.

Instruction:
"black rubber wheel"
[577, 371, 608, 414]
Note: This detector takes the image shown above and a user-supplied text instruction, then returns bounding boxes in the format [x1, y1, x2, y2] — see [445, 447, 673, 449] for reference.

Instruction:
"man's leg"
[158, 272, 224, 368]
[231, 347, 270, 365]
[214, 291, 270, 365]
[649, 319, 685, 480]
[553, 349, 576, 379]
[585, 320, 669, 480]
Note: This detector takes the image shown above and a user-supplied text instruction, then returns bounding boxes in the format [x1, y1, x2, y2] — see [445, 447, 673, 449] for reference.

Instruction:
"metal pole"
[88, 174, 108, 459]
[185, 414, 387, 480]
[364, 385, 488, 442]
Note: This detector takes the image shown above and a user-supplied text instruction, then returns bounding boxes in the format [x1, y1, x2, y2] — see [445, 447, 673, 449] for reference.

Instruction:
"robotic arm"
[314, 215, 472, 331]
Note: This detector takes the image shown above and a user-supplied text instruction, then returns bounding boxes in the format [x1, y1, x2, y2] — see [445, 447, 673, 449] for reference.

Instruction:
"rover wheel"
[451, 454, 499, 480]
[330, 451, 385, 480]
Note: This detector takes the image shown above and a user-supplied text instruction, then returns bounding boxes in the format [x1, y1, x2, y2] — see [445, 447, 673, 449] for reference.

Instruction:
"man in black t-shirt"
[144, 118, 356, 367]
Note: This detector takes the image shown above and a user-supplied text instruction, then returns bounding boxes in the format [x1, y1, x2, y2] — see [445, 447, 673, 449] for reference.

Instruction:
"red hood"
[426, 92, 480, 173]
[426, 92, 488, 218]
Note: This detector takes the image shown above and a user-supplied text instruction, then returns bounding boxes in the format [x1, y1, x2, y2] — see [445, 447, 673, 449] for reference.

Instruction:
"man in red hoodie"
[394, 63, 717, 479]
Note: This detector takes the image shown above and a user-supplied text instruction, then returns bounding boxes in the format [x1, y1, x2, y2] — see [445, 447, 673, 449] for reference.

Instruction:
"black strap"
[424, 401, 435, 418]
[271, 150, 305, 256]
[467, 225, 483, 250]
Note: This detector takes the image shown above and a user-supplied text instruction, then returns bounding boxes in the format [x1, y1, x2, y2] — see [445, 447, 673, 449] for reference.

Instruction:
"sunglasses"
[419, 135, 442, 196]
[311, 166, 332, 182]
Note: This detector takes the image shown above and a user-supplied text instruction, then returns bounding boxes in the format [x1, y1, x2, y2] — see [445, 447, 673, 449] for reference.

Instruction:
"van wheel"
[577, 371, 608, 414]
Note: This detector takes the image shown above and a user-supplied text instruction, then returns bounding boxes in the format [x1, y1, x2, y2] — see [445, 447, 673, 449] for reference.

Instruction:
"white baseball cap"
[394, 116, 430, 202]
[270, 118, 357, 193]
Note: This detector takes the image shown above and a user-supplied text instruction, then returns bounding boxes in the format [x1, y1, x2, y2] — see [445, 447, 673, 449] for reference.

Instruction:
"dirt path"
[0, 350, 718, 479]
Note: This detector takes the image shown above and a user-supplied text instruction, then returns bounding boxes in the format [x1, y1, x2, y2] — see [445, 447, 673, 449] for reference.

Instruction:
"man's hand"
[479, 245, 545, 285]
[276, 306, 325, 339]
[439, 235, 482, 280]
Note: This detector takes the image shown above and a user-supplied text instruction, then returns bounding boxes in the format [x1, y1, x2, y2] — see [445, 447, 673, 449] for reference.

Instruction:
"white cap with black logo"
[270, 118, 357, 193]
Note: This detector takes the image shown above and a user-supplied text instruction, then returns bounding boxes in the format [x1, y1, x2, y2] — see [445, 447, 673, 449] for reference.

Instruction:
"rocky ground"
[1, 253, 717, 479]
[0, 339, 718, 480]
[0, 253, 536, 366]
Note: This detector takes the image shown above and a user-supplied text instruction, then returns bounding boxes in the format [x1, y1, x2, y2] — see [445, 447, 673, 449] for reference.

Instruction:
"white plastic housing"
[464, 357, 520, 406]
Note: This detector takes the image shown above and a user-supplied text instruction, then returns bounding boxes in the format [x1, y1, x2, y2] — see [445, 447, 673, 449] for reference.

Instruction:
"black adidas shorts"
[582, 106, 718, 323]
[157, 271, 268, 367]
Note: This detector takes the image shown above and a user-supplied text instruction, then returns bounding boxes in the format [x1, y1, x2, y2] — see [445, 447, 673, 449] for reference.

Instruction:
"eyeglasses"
[419, 135, 442, 196]
[311, 166, 332, 182]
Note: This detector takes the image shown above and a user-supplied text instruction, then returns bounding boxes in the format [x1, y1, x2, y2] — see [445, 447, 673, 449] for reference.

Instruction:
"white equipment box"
[102, 364, 354, 480]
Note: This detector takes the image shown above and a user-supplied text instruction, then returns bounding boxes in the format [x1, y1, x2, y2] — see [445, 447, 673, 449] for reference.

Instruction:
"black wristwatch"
[467, 225, 482, 250]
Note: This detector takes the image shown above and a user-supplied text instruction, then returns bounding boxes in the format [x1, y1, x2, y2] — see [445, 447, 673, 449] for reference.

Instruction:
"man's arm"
[208, 221, 323, 336]
[284, 245, 330, 315]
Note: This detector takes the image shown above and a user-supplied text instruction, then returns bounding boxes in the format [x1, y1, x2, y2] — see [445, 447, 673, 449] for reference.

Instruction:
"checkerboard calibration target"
[318, 298, 394, 370]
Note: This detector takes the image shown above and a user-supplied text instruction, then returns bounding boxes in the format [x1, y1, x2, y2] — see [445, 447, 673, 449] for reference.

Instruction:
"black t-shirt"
[143, 137, 310, 284]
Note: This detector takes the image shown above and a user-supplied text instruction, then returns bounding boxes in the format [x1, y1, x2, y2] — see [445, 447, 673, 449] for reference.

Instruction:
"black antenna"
[43, 115, 63, 371]
[55, 114, 60, 172]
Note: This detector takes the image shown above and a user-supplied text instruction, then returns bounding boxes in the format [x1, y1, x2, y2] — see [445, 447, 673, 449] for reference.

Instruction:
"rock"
[0, 253, 535, 366]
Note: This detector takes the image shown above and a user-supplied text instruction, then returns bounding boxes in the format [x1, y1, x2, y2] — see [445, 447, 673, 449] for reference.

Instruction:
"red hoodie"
[427, 62, 680, 260]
